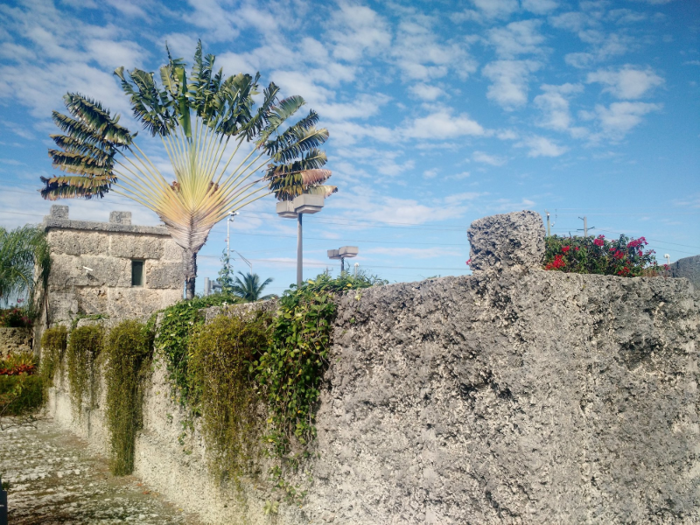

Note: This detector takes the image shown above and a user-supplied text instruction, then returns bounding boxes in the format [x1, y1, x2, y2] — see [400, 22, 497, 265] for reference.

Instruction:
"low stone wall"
[0, 327, 33, 357]
[44, 211, 700, 524]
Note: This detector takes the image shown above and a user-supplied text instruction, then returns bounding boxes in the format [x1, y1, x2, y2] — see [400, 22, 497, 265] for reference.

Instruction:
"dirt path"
[0, 417, 202, 524]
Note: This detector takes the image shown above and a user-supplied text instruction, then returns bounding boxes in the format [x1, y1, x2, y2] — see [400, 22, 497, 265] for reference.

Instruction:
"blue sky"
[0, 0, 698, 296]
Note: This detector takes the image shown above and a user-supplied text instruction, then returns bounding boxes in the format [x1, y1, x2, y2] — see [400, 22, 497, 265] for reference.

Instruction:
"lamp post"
[327, 246, 359, 274]
[277, 195, 325, 286]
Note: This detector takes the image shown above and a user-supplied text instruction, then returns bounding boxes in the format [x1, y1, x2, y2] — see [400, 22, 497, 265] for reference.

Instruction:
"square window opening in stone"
[131, 260, 145, 287]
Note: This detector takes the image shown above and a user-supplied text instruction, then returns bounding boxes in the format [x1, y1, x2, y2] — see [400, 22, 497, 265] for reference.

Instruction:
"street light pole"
[297, 213, 303, 286]
[276, 195, 325, 288]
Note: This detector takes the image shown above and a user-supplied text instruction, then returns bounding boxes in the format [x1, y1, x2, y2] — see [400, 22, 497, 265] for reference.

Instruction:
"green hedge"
[0, 375, 44, 416]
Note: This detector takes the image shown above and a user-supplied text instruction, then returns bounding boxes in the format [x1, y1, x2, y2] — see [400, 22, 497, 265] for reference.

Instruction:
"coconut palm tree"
[40, 43, 336, 299]
[231, 272, 275, 302]
[0, 226, 51, 307]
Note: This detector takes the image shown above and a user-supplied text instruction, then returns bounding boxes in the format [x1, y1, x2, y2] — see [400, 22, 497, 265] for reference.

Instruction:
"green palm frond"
[63, 93, 132, 145]
[231, 272, 274, 302]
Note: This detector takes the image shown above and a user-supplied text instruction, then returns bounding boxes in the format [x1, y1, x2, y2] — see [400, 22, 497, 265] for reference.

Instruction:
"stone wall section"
[45, 211, 700, 524]
[672, 254, 700, 291]
[0, 327, 32, 357]
[43, 205, 184, 325]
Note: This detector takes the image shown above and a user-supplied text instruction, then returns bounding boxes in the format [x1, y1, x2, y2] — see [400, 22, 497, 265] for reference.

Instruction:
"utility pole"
[545, 210, 551, 236]
[577, 216, 595, 237]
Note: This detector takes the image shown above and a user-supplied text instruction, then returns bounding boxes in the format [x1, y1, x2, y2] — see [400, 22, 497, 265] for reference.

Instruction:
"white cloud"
[593, 101, 662, 138]
[469, 0, 519, 19]
[86, 39, 146, 69]
[444, 171, 471, 180]
[327, 2, 392, 62]
[391, 17, 476, 81]
[518, 135, 568, 157]
[522, 0, 559, 14]
[534, 83, 588, 136]
[587, 66, 664, 99]
[473, 151, 507, 166]
[364, 247, 462, 259]
[482, 60, 541, 110]
[409, 83, 446, 101]
[627, 0, 675, 4]
[423, 168, 439, 179]
[404, 110, 485, 139]
[488, 20, 546, 58]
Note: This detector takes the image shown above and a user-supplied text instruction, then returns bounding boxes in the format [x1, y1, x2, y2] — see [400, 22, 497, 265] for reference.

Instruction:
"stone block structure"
[672, 254, 700, 291]
[41, 205, 184, 325]
[46, 211, 699, 524]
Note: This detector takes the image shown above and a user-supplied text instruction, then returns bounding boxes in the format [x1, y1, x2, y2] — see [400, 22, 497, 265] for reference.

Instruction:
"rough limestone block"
[109, 211, 132, 225]
[75, 288, 109, 316]
[146, 261, 183, 289]
[50, 205, 69, 219]
[0, 328, 33, 357]
[48, 254, 90, 287]
[106, 288, 170, 319]
[109, 233, 163, 259]
[47, 231, 109, 256]
[162, 239, 185, 261]
[468, 210, 545, 272]
[159, 289, 184, 309]
[47, 292, 79, 324]
[672, 255, 700, 291]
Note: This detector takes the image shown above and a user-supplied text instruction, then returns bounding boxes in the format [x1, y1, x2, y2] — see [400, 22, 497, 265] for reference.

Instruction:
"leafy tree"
[0, 226, 51, 309]
[217, 249, 235, 295]
[40, 43, 336, 299]
[231, 272, 275, 302]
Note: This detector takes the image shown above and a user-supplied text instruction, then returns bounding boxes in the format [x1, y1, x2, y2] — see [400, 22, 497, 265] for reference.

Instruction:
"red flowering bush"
[0, 353, 37, 376]
[0, 306, 33, 328]
[544, 234, 667, 277]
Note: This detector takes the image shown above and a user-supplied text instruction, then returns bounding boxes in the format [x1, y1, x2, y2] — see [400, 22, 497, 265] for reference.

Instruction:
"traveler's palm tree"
[231, 272, 275, 302]
[41, 43, 337, 299]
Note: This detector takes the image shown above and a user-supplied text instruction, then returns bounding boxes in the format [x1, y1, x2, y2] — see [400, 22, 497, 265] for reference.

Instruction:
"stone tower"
[41, 205, 185, 326]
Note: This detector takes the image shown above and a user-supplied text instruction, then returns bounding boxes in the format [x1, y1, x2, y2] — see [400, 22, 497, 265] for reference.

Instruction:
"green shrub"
[40, 325, 68, 382]
[0, 375, 44, 417]
[257, 272, 382, 456]
[544, 234, 666, 277]
[189, 312, 272, 483]
[155, 293, 242, 405]
[66, 324, 103, 413]
[104, 319, 154, 476]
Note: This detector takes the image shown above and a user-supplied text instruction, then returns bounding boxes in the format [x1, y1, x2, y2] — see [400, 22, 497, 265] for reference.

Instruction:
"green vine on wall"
[40, 325, 68, 384]
[258, 273, 383, 457]
[155, 293, 241, 406]
[104, 319, 154, 476]
[188, 312, 272, 484]
[66, 324, 103, 414]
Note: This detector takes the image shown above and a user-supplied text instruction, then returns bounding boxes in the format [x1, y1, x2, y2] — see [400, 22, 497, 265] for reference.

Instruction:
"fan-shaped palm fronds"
[231, 272, 275, 302]
[40, 41, 335, 299]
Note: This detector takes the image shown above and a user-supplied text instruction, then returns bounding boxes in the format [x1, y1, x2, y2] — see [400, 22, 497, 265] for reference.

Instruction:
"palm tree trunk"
[184, 249, 197, 300]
